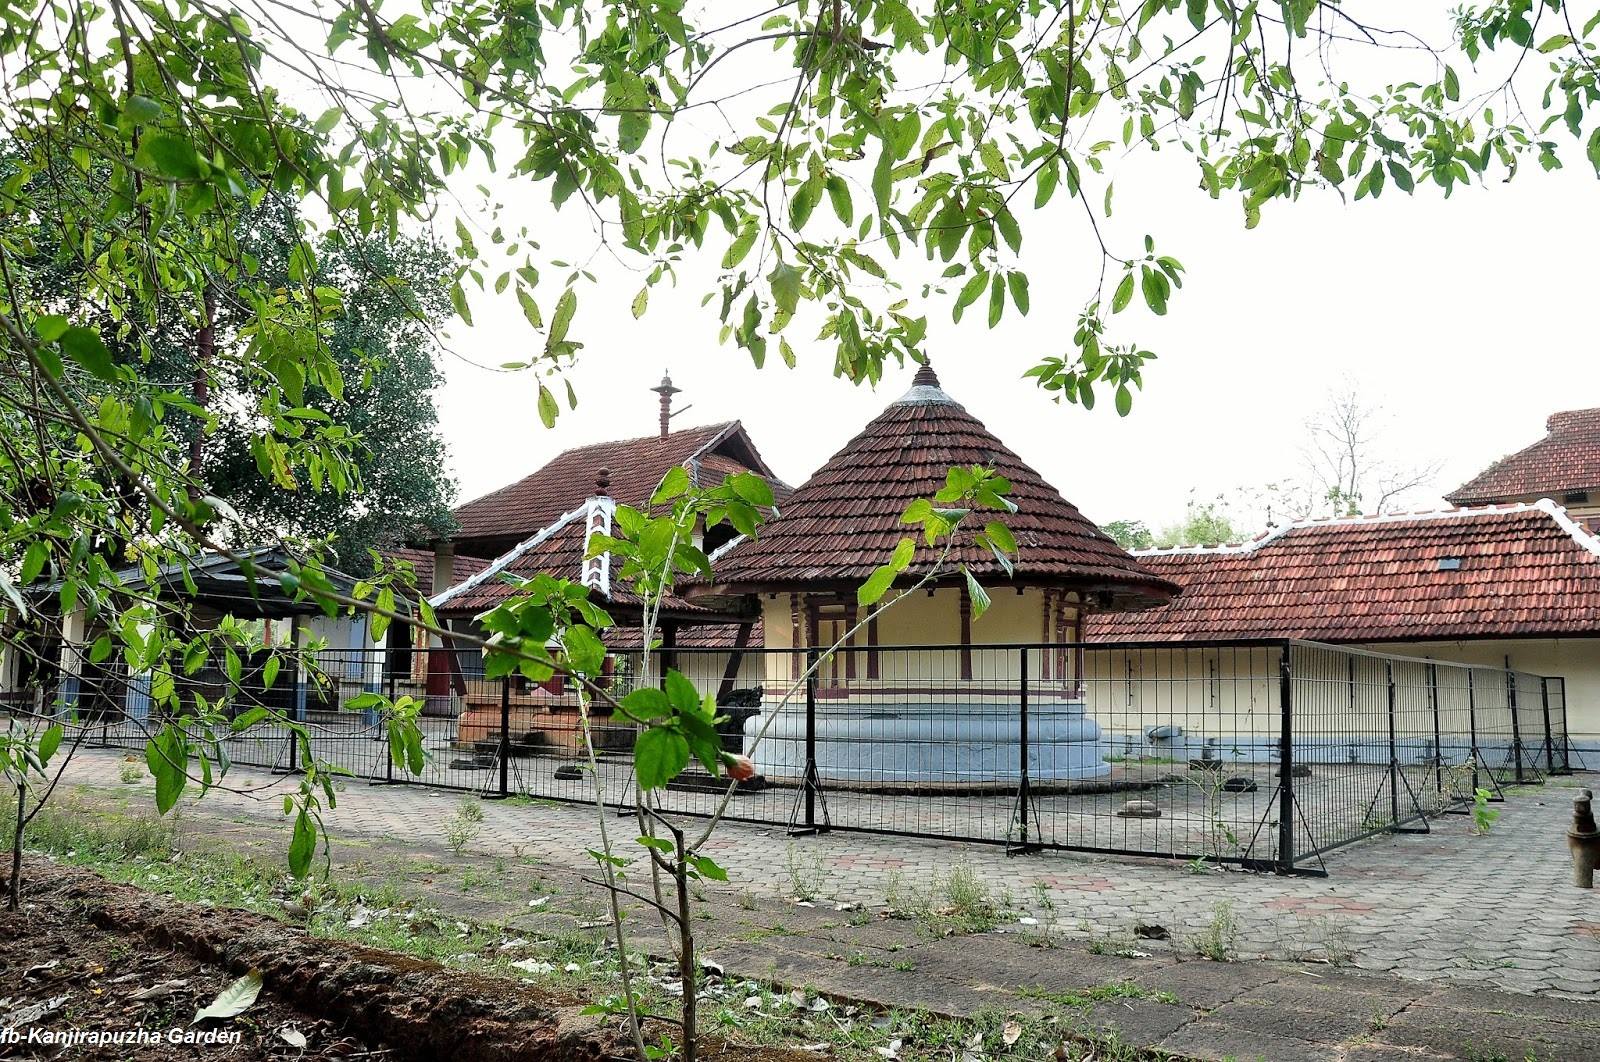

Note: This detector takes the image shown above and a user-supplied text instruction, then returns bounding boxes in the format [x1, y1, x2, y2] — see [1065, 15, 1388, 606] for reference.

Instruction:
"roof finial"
[650, 370, 682, 439]
[595, 467, 611, 495]
[911, 359, 940, 389]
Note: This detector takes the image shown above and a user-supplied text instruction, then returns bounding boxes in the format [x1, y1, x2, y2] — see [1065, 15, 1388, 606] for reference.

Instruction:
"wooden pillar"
[789, 594, 803, 681]
[866, 615, 880, 679]
[958, 586, 973, 681]
[1039, 591, 1053, 682]
[843, 603, 858, 680]
[716, 621, 754, 701]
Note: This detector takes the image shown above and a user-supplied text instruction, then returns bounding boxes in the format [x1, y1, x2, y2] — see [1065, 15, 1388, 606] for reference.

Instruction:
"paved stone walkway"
[55, 748, 1600, 1000]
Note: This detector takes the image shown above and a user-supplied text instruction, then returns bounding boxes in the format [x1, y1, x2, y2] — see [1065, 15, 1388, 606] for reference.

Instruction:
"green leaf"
[631, 287, 649, 319]
[983, 520, 1017, 555]
[146, 725, 187, 814]
[34, 315, 69, 342]
[825, 175, 854, 224]
[687, 854, 728, 881]
[1006, 273, 1030, 316]
[1111, 273, 1134, 313]
[564, 625, 606, 675]
[124, 95, 163, 123]
[37, 724, 62, 766]
[723, 222, 759, 269]
[664, 669, 699, 713]
[652, 465, 690, 503]
[449, 282, 473, 326]
[537, 384, 559, 428]
[60, 327, 117, 380]
[619, 687, 670, 721]
[634, 727, 689, 790]
[288, 808, 316, 878]
[230, 706, 270, 732]
[548, 289, 578, 345]
[963, 568, 992, 621]
[20, 541, 47, 584]
[139, 134, 202, 179]
[770, 262, 803, 315]
[729, 471, 774, 507]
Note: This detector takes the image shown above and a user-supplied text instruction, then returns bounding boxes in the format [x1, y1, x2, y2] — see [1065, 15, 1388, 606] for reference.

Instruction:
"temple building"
[1446, 407, 1600, 528]
[699, 363, 1177, 785]
[416, 377, 786, 747]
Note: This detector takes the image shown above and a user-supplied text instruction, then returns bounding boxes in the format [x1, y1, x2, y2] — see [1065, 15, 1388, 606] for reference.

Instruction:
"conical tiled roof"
[707, 365, 1177, 609]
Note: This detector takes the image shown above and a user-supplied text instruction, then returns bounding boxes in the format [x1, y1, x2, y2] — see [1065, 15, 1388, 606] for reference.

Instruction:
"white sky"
[434, 153, 1598, 533]
[415, 7, 1599, 536]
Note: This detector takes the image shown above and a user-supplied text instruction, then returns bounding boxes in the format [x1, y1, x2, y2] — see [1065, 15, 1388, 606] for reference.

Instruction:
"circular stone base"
[743, 702, 1110, 786]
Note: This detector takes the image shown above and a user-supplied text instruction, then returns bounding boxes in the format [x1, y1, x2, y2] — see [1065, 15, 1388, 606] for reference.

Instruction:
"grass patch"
[882, 862, 1008, 937]
[1018, 981, 1179, 1008]
[20, 795, 1163, 1060]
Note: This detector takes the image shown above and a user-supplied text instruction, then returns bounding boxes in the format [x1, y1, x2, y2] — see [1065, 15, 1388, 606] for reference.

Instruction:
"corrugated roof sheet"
[1086, 502, 1600, 643]
[1448, 408, 1600, 505]
[706, 364, 1176, 608]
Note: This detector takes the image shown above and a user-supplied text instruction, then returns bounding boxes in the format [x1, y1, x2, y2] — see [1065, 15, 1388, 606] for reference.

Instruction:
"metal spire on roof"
[895, 358, 958, 406]
[650, 371, 682, 438]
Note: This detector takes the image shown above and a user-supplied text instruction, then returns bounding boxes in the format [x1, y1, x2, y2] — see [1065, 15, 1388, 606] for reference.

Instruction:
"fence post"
[498, 676, 511, 798]
[1466, 670, 1480, 794]
[1277, 645, 1295, 873]
[1506, 668, 1526, 783]
[803, 647, 817, 831]
[1008, 646, 1040, 855]
[1539, 678, 1556, 774]
[785, 647, 828, 836]
[385, 668, 396, 785]
[1428, 662, 1442, 797]
[287, 663, 301, 775]
[1385, 661, 1399, 827]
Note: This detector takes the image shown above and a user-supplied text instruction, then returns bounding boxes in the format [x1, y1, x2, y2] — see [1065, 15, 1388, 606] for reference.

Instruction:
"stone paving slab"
[51, 749, 1600, 999]
[39, 749, 1600, 1060]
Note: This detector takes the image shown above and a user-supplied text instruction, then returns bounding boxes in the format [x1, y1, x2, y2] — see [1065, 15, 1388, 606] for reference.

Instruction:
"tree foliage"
[1, 0, 1597, 1012]
[1155, 498, 1244, 547]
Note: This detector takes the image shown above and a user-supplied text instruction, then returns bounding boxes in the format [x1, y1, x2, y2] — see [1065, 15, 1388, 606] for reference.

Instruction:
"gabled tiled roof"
[450, 422, 789, 554]
[706, 365, 1177, 608]
[1447, 408, 1600, 505]
[430, 498, 745, 622]
[1086, 501, 1600, 643]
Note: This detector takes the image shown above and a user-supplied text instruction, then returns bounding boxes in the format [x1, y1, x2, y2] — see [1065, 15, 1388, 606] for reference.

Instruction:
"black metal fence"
[4, 639, 1576, 874]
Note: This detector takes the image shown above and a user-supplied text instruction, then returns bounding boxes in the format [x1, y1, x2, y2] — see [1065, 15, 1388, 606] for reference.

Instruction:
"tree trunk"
[188, 284, 214, 501]
[8, 779, 24, 911]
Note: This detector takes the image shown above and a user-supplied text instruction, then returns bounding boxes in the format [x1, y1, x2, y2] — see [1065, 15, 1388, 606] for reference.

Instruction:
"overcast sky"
[421, 13, 1598, 538]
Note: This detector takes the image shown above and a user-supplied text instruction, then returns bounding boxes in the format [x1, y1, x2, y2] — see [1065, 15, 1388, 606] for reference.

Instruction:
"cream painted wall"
[754, 586, 1085, 704]
[1353, 637, 1600, 748]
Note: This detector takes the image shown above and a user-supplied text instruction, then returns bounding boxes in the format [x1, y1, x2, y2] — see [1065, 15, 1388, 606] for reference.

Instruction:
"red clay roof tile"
[1448, 408, 1600, 505]
[706, 365, 1176, 609]
[450, 422, 789, 554]
[1086, 503, 1600, 643]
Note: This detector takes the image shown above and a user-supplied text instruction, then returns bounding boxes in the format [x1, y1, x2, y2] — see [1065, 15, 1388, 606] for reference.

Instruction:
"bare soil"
[0, 864, 803, 1061]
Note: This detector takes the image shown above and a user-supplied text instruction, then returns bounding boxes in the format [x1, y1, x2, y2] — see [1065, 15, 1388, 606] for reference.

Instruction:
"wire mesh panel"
[1546, 677, 1574, 773]
[2, 638, 1576, 874]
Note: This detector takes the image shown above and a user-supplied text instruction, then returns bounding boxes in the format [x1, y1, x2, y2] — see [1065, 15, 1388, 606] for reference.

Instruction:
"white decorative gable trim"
[429, 504, 587, 608]
[1131, 499, 1600, 560]
[581, 496, 615, 596]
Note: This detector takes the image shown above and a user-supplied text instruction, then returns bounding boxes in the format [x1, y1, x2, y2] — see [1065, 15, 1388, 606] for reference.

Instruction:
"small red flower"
[725, 755, 756, 782]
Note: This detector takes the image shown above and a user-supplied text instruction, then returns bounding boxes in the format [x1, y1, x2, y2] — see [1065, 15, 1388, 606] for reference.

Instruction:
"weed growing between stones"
[443, 797, 485, 855]
[1190, 901, 1239, 962]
